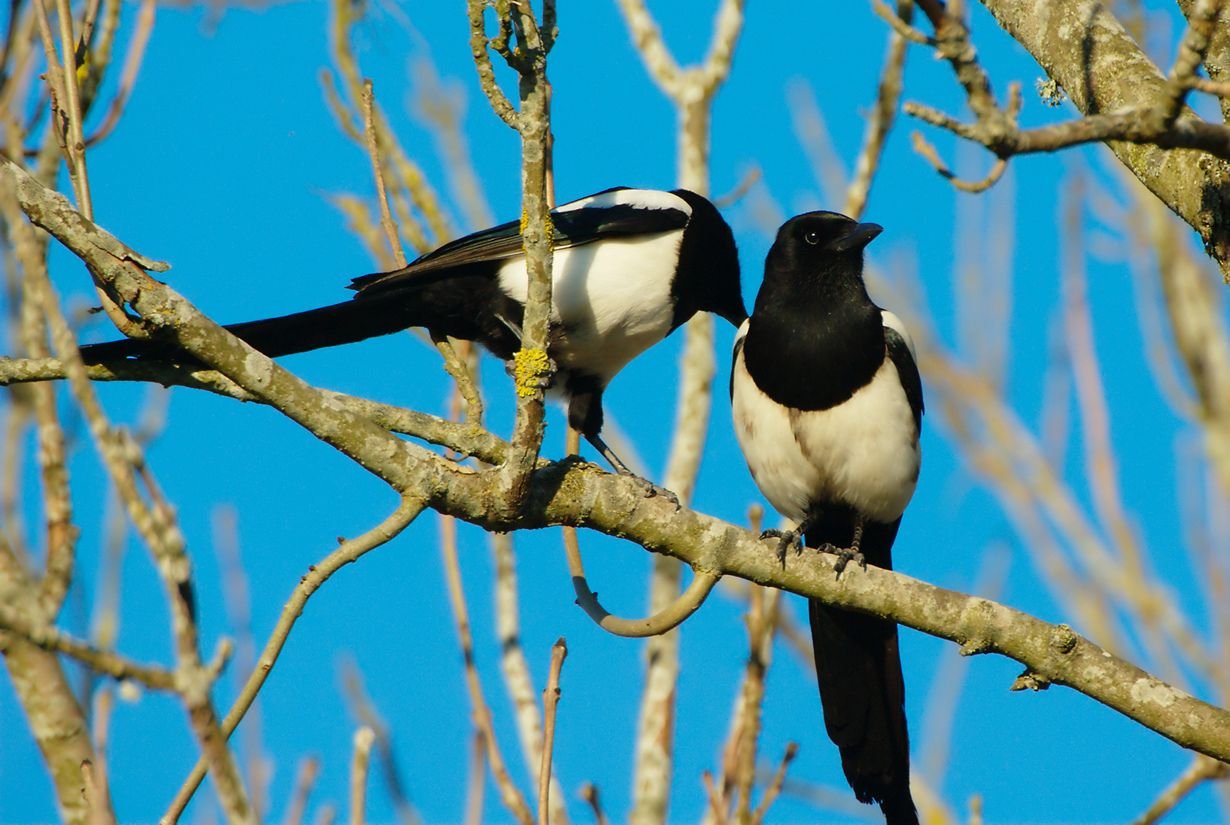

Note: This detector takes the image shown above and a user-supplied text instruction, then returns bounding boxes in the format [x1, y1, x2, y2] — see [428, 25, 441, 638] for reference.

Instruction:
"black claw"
[760, 528, 802, 566]
[829, 545, 866, 579]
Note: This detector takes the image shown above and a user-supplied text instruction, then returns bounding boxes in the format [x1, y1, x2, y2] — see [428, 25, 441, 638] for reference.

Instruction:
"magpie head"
[671, 189, 748, 327]
[771, 211, 882, 269]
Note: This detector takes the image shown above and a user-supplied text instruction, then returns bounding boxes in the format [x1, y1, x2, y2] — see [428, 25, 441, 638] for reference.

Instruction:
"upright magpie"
[81, 187, 746, 477]
[729, 211, 923, 824]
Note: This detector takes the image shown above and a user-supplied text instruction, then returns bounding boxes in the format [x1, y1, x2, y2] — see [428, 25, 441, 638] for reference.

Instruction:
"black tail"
[78, 278, 499, 366]
[805, 513, 917, 825]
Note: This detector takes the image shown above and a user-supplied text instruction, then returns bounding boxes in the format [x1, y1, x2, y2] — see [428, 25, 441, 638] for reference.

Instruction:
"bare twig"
[910, 129, 1009, 193]
[845, 0, 913, 218]
[361, 79, 407, 270]
[578, 784, 609, 825]
[870, 0, 933, 44]
[162, 498, 425, 824]
[84, 0, 155, 146]
[0, 602, 174, 688]
[700, 772, 728, 825]
[537, 638, 567, 825]
[439, 511, 535, 825]
[433, 334, 484, 426]
[350, 726, 376, 825]
[338, 659, 420, 825]
[490, 531, 569, 825]
[1131, 755, 1230, 825]
[464, 731, 486, 825]
[563, 519, 719, 637]
[81, 760, 117, 825]
[282, 757, 321, 825]
[750, 743, 799, 823]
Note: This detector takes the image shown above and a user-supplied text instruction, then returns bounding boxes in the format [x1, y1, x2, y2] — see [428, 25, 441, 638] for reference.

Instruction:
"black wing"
[350, 195, 690, 296]
[884, 325, 924, 431]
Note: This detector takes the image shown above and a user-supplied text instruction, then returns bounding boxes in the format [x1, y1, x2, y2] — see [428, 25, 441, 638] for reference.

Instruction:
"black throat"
[742, 253, 884, 412]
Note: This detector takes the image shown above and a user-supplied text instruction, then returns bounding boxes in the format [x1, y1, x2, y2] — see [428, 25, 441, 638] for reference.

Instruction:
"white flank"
[731, 320, 920, 523]
[495, 229, 683, 382]
[553, 188, 692, 216]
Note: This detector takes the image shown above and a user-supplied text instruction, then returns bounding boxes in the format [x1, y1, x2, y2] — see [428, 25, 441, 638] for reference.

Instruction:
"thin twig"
[490, 531, 569, 825]
[338, 658, 420, 825]
[439, 511, 535, 825]
[361, 79, 407, 269]
[564, 523, 720, 637]
[537, 638, 567, 825]
[870, 0, 933, 44]
[464, 731, 486, 825]
[701, 771, 728, 825]
[750, 742, 799, 823]
[0, 602, 175, 688]
[162, 498, 425, 824]
[1131, 755, 1229, 825]
[432, 333, 484, 426]
[845, 0, 913, 218]
[81, 760, 117, 825]
[578, 784, 609, 825]
[282, 757, 321, 825]
[84, 0, 154, 146]
[350, 726, 376, 825]
[910, 130, 1008, 193]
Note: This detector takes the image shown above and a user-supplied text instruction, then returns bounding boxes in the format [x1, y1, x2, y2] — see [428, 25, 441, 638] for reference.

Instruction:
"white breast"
[731, 322, 920, 524]
[495, 229, 682, 382]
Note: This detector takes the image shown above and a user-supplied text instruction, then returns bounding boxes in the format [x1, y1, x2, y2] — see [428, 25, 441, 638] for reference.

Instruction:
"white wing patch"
[881, 310, 916, 360]
[495, 229, 683, 383]
[554, 188, 692, 216]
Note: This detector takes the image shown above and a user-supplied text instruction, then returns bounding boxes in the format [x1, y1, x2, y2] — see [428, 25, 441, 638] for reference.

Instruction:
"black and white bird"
[730, 211, 923, 824]
[82, 187, 746, 476]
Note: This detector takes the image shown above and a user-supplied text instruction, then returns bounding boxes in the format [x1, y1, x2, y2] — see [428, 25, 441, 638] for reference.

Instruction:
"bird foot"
[760, 528, 803, 566]
[822, 543, 867, 579]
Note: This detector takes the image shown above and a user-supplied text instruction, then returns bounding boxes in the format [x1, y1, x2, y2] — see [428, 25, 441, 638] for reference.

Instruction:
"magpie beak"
[730, 210, 923, 825]
[829, 221, 882, 252]
[80, 187, 747, 484]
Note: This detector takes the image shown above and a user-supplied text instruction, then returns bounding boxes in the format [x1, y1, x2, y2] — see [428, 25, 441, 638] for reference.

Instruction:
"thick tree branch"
[968, 0, 1230, 275]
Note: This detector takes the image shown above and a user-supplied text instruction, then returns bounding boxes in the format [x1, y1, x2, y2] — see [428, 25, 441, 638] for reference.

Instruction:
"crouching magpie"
[81, 187, 746, 477]
[730, 211, 923, 824]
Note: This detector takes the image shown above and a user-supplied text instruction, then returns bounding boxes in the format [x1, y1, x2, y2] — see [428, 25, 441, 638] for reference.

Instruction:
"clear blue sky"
[2, 1, 1221, 823]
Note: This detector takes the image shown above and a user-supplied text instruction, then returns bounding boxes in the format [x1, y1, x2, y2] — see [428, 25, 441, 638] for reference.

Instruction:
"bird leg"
[828, 516, 867, 578]
[585, 432, 680, 507]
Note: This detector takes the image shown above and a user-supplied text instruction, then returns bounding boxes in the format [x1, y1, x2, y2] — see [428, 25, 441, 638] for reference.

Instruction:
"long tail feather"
[805, 515, 917, 825]
[79, 288, 466, 366]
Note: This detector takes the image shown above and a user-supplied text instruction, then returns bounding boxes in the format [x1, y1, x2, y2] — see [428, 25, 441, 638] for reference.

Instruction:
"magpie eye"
[803, 230, 821, 246]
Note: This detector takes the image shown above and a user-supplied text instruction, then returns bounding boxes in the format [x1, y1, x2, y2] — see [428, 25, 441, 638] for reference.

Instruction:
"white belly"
[731, 343, 920, 524]
[495, 230, 681, 382]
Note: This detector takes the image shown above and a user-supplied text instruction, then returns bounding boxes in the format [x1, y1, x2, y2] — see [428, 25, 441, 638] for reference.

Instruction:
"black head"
[671, 189, 747, 328]
[767, 211, 882, 277]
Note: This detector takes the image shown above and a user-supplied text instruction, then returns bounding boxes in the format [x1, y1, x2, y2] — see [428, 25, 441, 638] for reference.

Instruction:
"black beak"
[829, 222, 883, 253]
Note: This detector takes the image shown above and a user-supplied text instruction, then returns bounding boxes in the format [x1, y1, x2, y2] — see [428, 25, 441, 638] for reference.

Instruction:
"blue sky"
[2, 1, 1224, 823]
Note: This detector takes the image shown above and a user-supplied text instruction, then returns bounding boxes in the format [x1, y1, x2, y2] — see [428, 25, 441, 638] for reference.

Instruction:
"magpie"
[80, 187, 746, 477]
[729, 211, 923, 824]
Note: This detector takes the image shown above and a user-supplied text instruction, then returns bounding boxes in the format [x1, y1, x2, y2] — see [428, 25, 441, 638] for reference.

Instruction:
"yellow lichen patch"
[513, 347, 551, 397]
[519, 209, 556, 251]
